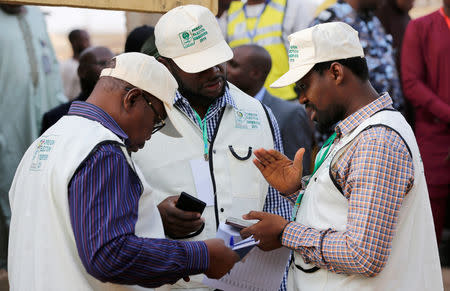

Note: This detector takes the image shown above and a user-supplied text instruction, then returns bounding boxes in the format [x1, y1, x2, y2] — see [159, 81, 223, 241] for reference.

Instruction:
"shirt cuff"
[180, 241, 209, 275]
[281, 222, 321, 250]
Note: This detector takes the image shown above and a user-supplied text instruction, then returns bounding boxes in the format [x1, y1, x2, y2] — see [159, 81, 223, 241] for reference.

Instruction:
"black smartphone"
[175, 192, 206, 214]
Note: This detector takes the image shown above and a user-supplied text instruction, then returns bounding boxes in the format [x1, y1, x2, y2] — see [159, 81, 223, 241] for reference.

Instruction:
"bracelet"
[167, 222, 205, 239]
[278, 221, 290, 243]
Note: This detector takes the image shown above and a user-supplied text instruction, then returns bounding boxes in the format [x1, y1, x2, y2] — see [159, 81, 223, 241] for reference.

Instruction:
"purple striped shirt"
[67, 101, 208, 287]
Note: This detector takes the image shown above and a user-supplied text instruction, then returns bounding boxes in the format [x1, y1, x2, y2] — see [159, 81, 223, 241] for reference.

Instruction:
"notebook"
[203, 223, 291, 291]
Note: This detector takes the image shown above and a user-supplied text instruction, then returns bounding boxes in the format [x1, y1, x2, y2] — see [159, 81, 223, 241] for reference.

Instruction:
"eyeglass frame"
[124, 87, 166, 134]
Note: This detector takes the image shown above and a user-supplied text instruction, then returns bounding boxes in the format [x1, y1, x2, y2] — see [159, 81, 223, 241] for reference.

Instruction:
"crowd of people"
[0, 0, 449, 290]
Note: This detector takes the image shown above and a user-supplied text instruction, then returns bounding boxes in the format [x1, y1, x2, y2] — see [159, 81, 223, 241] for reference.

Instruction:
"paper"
[189, 159, 214, 206]
[203, 223, 291, 291]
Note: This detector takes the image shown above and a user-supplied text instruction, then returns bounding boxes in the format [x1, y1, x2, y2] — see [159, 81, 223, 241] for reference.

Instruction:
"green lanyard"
[193, 108, 211, 161]
[290, 132, 337, 221]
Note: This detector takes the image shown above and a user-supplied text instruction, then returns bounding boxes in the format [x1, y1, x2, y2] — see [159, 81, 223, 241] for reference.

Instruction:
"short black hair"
[311, 57, 369, 81]
[68, 29, 84, 44]
[125, 25, 155, 53]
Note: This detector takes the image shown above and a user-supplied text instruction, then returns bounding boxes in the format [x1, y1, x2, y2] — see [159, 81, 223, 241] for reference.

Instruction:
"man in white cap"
[8, 52, 238, 290]
[133, 5, 291, 290]
[240, 22, 443, 290]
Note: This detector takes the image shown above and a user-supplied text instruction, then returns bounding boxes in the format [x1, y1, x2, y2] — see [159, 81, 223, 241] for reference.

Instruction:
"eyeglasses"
[125, 87, 166, 134]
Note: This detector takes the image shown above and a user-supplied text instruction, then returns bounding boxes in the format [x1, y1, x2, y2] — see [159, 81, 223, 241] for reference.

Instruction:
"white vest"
[288, 110, 443, 291]
[8, 116, 165, 291]
[133, 83, 274, 289]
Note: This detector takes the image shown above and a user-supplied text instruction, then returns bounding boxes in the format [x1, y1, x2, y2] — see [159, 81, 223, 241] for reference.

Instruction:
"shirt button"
[220, 208, 224, 212]
[213, 149, 216, 154]
[314, 177, 317, 182]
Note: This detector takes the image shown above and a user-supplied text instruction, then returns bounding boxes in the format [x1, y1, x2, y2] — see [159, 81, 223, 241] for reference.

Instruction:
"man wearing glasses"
[8, 53, 238, 290]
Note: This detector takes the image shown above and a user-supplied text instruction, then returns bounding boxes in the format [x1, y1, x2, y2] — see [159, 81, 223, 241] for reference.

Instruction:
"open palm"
[253, 148, 304, 195]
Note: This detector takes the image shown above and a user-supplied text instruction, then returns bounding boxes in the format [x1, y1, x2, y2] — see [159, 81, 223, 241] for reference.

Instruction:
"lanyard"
[242, 0, 269, 41]
[290, 132, 337, 221]
[193, 108, 211, 161]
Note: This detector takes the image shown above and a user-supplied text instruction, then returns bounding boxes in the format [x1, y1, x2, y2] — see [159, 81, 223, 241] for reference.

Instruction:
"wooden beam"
[0, 0, 218, 14]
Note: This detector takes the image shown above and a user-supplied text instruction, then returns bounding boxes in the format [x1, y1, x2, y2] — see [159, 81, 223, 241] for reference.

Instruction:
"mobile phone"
[225, 217, 255, 229]
[175, 192, 206, 214]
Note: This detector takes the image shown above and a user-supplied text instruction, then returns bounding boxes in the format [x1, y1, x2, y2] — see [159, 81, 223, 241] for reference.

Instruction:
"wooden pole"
[0, 0, 218, 14]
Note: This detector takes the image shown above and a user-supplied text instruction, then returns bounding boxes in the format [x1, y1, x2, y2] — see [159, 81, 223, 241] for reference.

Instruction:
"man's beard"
[178, 76, 227, 106]
[309, 103, 346, 133]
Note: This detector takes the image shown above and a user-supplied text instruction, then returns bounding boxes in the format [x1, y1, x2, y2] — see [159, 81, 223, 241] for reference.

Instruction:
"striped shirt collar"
[173, 84, 238, 121]
[68, 101, 128, 141]
[335, 93, 394, 137]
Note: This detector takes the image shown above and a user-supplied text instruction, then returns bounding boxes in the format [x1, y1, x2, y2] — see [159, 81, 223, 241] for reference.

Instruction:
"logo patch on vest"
[235, 110, 261, 129]
[30, 137, 56, 171]
[178, 25, 209, 49]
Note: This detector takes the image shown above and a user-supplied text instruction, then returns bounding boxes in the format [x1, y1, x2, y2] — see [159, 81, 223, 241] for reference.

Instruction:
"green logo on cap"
[178, 25, 209, 49]
[179, 30, 195, 48]
[288, 45, 299, 63]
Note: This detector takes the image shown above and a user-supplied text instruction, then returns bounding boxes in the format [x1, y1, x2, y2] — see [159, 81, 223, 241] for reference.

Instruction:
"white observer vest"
[133, 83, 274, 290]
[288, 110, 443, 291]
[8, 115, 165, 291]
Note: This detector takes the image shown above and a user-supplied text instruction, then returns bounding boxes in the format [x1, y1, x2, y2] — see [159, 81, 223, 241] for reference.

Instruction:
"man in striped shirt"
[241, 22, 442, 290]
[8, 53, 238, 290]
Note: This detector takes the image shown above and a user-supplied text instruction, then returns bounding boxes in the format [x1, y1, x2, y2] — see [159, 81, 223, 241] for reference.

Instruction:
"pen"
[229, 236, 234, 248]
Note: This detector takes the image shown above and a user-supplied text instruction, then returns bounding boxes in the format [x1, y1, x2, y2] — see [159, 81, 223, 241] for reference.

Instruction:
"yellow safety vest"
[226, 0, 296, 100]
[315, 0, 337, 16]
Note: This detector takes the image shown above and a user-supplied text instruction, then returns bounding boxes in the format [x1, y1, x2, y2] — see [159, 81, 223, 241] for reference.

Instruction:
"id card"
[189, 159, 214, 206]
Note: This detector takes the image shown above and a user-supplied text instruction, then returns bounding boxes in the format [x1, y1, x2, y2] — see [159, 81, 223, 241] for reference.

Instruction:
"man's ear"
[329, 62, 344, 85]
[122, 87, 141, 112]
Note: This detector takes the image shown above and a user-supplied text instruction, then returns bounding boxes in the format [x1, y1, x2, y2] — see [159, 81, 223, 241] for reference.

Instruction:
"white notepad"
[203, 223, 291, 291]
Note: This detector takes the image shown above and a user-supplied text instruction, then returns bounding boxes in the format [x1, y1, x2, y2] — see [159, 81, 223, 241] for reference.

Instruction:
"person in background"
[311, 0, 404, 114]
[376, 0, 415, 126]
[401, 0, 450, 245]
[376, 0, 414, 69]
[227, 44, 314, 174]
[124, 25, 154, 53]
[8, 52, 238, 290]
[218, 0, 324, 100]
[60, 29, 91, 100]
[240, 22, 442, 291]
[134, 5, 291, 290]
[0, 4, 65, 273]
[217, 0, 232, 18]
[41, 46, 114, 134]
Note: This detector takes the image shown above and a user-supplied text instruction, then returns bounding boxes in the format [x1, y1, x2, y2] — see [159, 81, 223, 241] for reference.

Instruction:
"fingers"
[240, 211, 264, 239]
[169, 206, 202, 221]
[254, 148, 291, 168]
[293, 148, 305, 172]
[253, 158, 265, 171]
[242, 210, 265, 221]
[204, 239, 238, 279]
[158, 195, 204, 237]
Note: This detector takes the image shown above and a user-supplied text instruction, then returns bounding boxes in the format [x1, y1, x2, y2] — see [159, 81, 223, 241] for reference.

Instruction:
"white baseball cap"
[155, 4, 233, 73]
[271, 22, 364, 88]
[100, 52, 182, 137]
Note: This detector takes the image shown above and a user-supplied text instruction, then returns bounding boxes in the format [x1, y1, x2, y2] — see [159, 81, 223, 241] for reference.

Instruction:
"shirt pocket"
[227, 145, 259, 198]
